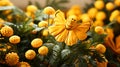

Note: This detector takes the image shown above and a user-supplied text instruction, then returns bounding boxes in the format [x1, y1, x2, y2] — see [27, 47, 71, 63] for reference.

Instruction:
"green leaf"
[49, 45, 61, 66]
[61, 49, 71, 60]
[0, 6, 15, 11]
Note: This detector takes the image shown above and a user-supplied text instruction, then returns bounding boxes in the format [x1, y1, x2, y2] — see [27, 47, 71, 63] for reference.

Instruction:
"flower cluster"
[1, 0, 119, 67]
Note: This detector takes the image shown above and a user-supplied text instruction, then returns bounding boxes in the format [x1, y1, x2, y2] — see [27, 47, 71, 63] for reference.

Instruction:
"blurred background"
[10, 0, 92, 10]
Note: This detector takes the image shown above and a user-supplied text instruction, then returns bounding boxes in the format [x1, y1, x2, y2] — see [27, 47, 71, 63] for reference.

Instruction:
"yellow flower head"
[49, 10, 91, 46]
[0, 0, 13, 6]
[94, 0, 104, 10]
[114, 0, 120, 7]
[31, 38, 43, 48]
[25, 50, 36, 60]
[0, 26, 14, 37]
[96, 11, 106, 21]
[109, 10, 120, 21]
[96, 44, 106, 53]
[80, 14, 91, 22]
[38, 21, 48, 27]
[5, 52, 19, 66]
[38, 46, 48, 56]
[26, 5, 38, 13]
[16, 61, 31, 67]
[93, 20, 104, 26]
[9, 35, 21, 44]
[117, 16, 120, 24]
[43, 6, 55, 15]
[87, 8, 98, 19]
[106, 2, 114, 11]
[95, 26, 104, 34]
[42, 29, 49, 36]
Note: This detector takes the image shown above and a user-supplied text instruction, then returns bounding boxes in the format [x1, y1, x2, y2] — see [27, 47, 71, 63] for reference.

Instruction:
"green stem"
[48, 15, 50, 27]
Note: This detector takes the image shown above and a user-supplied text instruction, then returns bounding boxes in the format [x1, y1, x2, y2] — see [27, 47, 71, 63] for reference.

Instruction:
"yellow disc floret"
[38, 46, 48, 56]
[25, 50, 36, 60]
[0, 26, 14, 37]
[5, 52, 19, 66]
[31, 38, 43, 48]
[9, 35, 21, 44]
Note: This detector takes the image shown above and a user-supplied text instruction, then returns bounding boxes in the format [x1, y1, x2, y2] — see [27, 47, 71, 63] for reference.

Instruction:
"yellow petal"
[48, 24, 65, 36]
[54, 10, 66, 24]
[116, 35, 120, 48]
[76, 22, 90, 33]
[74, 30, 87, 40]
[65, 30, 78, 46]
[55, 29, 69, 42]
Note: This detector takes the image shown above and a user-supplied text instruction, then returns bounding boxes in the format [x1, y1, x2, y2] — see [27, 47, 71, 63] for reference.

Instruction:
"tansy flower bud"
[96, 44, 106, 53]
[38, 46, 48, 56]
[114, 0, 120, 7]
[96, 11, 106, 21]
[81, 14, 91, 22]
[87, 8, 98, 19]
[0, 26, 14, 37]
[31, 38, 43, 48]
[5, 52, 19, 66]
[25, 50, 36, 60]
[9, 35, 20, 44]
[106, 2, 114, 11]
[26, 5, 38, 13]
[93, 20, 104, 26]
[94, 0, 104, 10]
[117, 16, 120, 24]
[95, 26, 104, 34]
[43, 6, 55, 15]
[38, 21, 48, 27]
[42, 29, 49, 36]
[16, 61, 31, 67]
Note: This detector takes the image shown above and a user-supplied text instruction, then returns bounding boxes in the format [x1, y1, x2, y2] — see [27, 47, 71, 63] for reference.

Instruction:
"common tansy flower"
[38, 46, 48, 56]
[31, 38, 43, 48]
[5, 52, 19, 66]
[16, 61, 31, 67]
[9, 35, 21, 44]
[25, 50, 36, 60]
[0, 26, 14, 37]
[96, 44, 106, 53]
